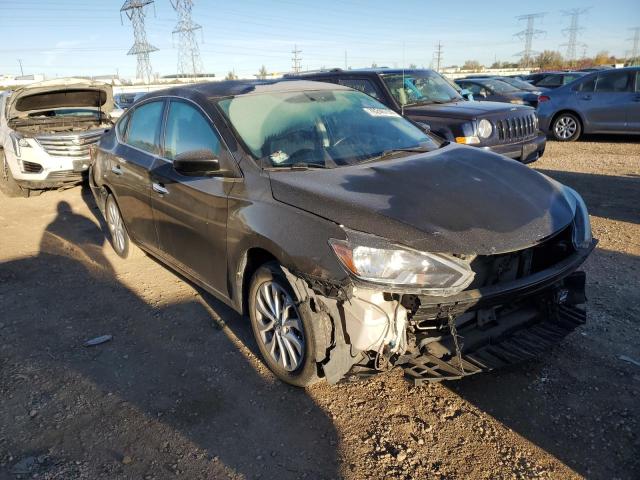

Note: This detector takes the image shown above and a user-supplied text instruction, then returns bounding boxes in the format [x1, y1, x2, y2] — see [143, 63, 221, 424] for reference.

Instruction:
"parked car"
[464, 75, 548, 94]
[455, 78, 541, 107]
[287, 68, 545, 163]
[114, 91, 147, 110]
[0, 78, 115, 197]
[538, 66, 640, 141]
[90, 80, 595, 387]
[525, 71, 586, 89]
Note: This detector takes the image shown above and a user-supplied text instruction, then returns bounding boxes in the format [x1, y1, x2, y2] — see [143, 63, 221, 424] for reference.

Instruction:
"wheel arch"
[235, 247, 280, 316]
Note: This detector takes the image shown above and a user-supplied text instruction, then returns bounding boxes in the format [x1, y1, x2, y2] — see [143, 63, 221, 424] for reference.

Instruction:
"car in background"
[287, 68, 545, 163]
[0, 78, 115, 197]
[455, 77, 541, 107]
[537, 66, 640, 141]
[525, 71, 586, 89]
[90, 79, 595, 387]
[477, 76, 548, 94]
[114, 91, 147, 110]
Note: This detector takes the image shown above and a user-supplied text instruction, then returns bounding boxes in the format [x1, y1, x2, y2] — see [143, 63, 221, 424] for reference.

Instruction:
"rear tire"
[551, 113, 582, 142]
[104, 194, 142, 259]
[0, 150, 29, 198]
[248, 262, 322, 387]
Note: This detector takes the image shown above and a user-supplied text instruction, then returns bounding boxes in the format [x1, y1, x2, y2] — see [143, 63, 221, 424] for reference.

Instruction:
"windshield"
[479, 79, 520, 93]
[499, 77, 536, 90]
[381, 71, 462, 106]
[218, 89, 437, 169]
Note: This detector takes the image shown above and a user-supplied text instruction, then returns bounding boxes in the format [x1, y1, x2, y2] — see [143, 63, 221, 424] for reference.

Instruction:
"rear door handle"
[581, 94, 592, 100]
[111, 165, 123, 175]
[152, 182, 169, 195]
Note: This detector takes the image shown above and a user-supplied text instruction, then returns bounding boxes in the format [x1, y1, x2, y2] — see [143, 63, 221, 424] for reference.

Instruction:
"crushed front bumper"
[485, 131, 546, 164]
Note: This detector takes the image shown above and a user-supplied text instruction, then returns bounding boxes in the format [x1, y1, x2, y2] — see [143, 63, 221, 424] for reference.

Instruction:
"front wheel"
[0, 151, 29, 198]
[551, 113, 581, 142]
[248, 262, 322, 387]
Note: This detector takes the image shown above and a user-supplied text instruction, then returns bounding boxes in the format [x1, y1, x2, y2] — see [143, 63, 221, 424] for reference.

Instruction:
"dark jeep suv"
[286, 68, 546, 164]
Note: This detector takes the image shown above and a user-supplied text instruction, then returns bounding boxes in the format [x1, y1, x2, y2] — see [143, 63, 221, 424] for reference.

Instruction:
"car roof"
[286, 68, 437, 78]
[139, 79, 350, 102]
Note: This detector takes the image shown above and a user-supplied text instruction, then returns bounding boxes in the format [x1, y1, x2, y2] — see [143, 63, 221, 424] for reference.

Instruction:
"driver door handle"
[111, 165, 123, 175]
[152, 182, 169, 195]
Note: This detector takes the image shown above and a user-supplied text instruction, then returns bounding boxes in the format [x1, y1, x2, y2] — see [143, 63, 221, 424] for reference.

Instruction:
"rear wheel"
[105, 194, 141, 259]
[0, 150, 29, 198]
[248, 262, 322, 387]
[551, 113, 581, 142]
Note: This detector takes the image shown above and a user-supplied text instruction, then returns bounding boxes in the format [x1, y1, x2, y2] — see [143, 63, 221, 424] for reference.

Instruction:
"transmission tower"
[121, 0, 158, 83]
[433, 41, 443, 72]
[171, 0, 203, 77]
[561, 8, 589, 65]
[291, 45, 302, 73]
[514, 12, 546, 67]
[629, 27, 640, 63]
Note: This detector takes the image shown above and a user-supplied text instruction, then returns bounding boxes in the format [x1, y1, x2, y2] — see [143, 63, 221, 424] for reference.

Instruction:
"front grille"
[495, 113, 537, 144]
[35, 130, 105, 159]
[46, 170, 83, 181]
[22, 160, 43, 173]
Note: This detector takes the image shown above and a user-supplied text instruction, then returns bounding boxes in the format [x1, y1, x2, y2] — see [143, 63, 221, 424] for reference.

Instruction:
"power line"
[291, 44, 302, 73]
[433, 41, 443, 72]
[170, 0, 203, 77]
[514, 12, 546, 67]
[121, 0, 158, 83]
[561, 8, 590, 65]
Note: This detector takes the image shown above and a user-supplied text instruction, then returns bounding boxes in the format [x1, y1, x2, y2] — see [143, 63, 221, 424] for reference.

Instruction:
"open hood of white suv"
[7, 78, 115, 120]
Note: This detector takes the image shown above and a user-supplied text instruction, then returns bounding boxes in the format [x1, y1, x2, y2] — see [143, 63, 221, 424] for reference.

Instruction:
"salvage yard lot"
[1, 139, 639, 479]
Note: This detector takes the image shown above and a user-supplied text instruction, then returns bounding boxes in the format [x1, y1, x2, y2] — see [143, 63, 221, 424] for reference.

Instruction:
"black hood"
[269, 145, 575, 255]
[403, 101, 533, 120]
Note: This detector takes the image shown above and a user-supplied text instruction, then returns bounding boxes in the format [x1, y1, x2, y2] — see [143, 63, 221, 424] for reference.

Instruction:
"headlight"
[9, 133, 30, 157]
[568, 188, 592, 249]
[329, 228, 475, 295]
[477, 119, 492, 139]
[510, 99, 525, 105]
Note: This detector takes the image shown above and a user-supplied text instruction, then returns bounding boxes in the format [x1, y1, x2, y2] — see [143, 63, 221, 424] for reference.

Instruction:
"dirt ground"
[1, 137, 639, 480]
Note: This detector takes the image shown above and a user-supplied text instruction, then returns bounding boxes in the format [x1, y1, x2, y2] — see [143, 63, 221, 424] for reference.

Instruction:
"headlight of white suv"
[329, 228, 474, 295]
[477, 119, 492, 139]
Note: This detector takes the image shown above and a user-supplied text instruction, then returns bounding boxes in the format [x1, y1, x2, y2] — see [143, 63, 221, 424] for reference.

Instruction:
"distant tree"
[256, 65, 268, 79]
[225, 71, 238, 81]
[533, 50, 564, 70]
[409, 63, 417, 69]
[462, 60, 483, 71]
[371, 62, 378, 68]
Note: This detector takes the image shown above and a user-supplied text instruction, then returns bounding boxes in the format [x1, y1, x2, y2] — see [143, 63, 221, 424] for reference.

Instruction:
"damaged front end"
[285, 217, 596, 385]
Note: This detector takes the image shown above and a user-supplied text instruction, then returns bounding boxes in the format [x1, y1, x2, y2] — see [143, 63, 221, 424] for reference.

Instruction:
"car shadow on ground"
[536, 168, 640, 225]
[0, 199, 340, 479]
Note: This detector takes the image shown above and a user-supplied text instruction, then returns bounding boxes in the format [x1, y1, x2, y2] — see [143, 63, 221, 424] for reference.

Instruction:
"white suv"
[0, 78, 115, 197]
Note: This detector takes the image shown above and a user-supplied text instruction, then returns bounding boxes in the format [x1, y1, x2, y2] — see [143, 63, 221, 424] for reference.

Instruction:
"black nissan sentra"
[90, 80, 596, 387]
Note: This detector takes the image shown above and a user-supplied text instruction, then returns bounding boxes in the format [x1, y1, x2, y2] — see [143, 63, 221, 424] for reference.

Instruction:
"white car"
[0, 78, 116, 197]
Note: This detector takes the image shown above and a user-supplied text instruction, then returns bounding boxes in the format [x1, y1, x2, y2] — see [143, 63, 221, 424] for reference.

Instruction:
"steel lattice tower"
[433, 41, 443, 72]
[171, 0, 203, 77]
[121, 0, 158, 83]
[514, 13, 546, 67]
[629, 27, 640, 63]
[561, 8, 589, 64]
[291, 45, 302, 73]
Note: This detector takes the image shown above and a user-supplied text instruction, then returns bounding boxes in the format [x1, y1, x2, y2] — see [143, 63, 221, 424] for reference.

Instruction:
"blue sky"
[0, 0, 638, 79]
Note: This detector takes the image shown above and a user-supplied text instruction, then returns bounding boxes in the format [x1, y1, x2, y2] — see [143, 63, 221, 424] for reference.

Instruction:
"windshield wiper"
[265, 162, 328, 171]
[359, 147, 431, 165]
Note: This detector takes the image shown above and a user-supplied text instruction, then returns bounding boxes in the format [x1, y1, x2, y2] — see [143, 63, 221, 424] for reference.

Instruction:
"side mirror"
[460, 89, 474, 101]
[173, 150, 222, 176]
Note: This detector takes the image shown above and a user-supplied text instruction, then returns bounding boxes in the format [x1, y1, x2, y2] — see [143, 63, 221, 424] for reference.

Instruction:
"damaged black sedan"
[89, 80, 596, 387]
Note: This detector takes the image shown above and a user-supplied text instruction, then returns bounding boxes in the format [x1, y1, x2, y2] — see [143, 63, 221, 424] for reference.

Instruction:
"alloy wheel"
[554, 116, 578, 140]
[254, 281, 305, 372]
[107, 199, 126, 254]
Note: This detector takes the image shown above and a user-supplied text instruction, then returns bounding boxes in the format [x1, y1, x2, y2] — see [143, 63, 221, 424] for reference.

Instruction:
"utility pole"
[291, 45, 302, 73]
[171, 0, 203, 78]
[433, 41, 443, 72]
[121, 0, 158, 84]
[629, 27, 640, 64]
[514, 12, 546, 67]
[344, 50, 348, 69]
[17, 59, 24, 76]
[561, 8, 589, 65]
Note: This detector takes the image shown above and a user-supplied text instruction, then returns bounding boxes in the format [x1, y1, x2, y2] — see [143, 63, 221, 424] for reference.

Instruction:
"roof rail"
[283, 68, 343, 78]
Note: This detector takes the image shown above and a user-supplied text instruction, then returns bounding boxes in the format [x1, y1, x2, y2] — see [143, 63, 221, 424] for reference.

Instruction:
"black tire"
[248, 262, 322, 387]
[0, 150, 29, 198]
[551, 112, 582, 142]
[104, 194, 142, 259]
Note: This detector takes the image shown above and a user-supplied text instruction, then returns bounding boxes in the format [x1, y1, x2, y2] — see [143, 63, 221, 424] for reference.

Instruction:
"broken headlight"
[568, 187, 592, 249]
[10, 133, 30, 157]
[329, 228, 474, 295]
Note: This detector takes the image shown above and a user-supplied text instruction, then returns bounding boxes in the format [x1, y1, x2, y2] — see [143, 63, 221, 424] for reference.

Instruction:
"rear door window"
[336, 78, 382, 99]
[575, 77, 596, 92]
[595, 71, 632, 92]
[126, 101, 164, 154]
[635, 72, 640, 92]
[163, 100, 221, 161]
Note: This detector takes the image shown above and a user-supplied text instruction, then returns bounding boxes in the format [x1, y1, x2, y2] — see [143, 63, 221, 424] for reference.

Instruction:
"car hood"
[403, 100, 533, 120]
[269, 144, 575, 255]
[7, 78, 115, 119]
